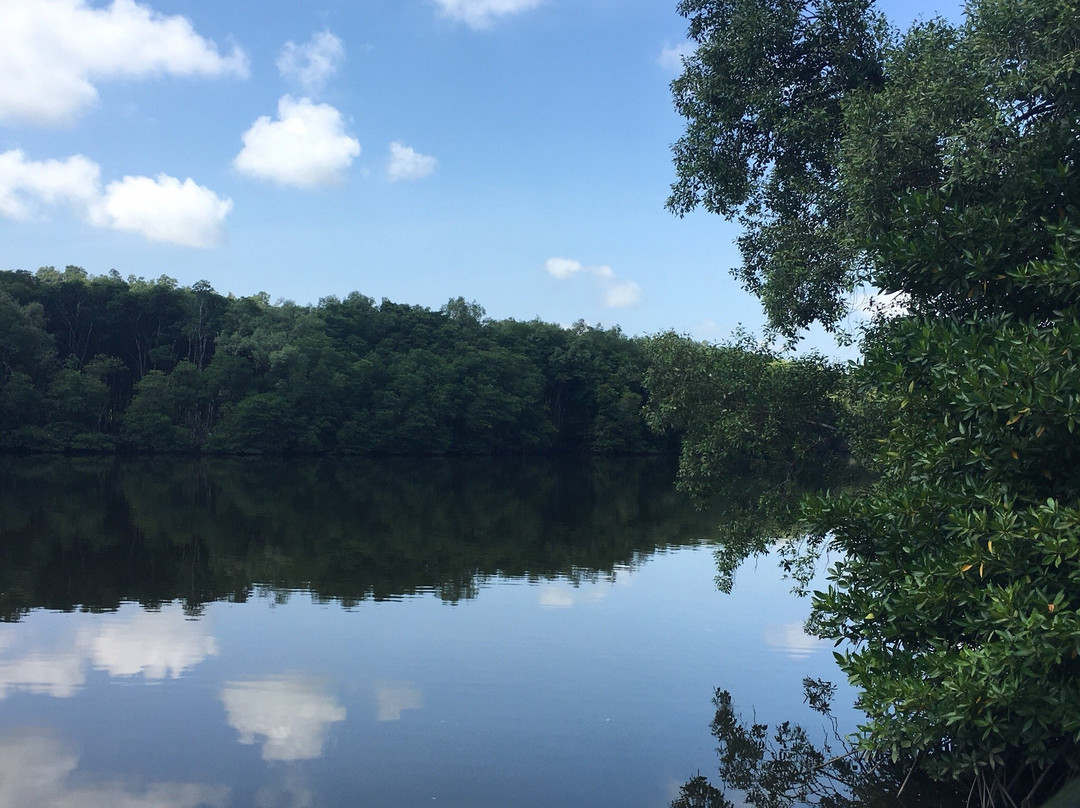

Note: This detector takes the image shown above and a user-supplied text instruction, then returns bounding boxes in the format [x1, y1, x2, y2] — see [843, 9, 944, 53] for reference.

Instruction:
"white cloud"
[543, 257, 583, 279]
[0, 732, 230, 808]
[374, 681, 422, 722]
[89, 608, 219, 679]
[0, 150, 100, 219]
[0, 0, 247, 126]
[657, 41, 694, 72]
[0, 149, 232, 247]
[433, 0, 542, 28]
[387, 142, 437, 182]
[91, 175, 232, 248]
[234, 96, 360, 188]
[544, 257, 642, 308]
[603, 279, 642, 308]
[221, 676, 346, 761]
[277, 31, 345, 95]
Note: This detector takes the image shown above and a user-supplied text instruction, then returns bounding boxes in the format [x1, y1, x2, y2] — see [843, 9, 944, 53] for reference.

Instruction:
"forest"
[0, 266, 672, 455]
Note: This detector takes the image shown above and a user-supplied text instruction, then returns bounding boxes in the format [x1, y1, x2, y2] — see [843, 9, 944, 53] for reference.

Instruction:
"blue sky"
[1, 0, 963, 353]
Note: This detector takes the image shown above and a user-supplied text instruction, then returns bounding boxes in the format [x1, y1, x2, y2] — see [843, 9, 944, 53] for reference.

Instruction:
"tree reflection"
[673, 680, 964, 808]
[0, 456, 719, 620]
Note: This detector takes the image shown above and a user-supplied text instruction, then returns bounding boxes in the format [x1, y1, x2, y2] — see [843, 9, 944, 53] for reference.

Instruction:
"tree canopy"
[0, 268, 666, 456]
[667, 0, 1080, 803]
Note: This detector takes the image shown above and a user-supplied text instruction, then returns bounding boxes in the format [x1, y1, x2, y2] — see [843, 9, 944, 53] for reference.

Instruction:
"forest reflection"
[0, 456, 719, 620]
[672, 680, 964, 808]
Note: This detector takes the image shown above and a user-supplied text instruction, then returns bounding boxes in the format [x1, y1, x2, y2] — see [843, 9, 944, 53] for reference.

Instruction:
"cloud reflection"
[90, 609, 219, 680]
[763, 622, 827, 660]
[374, 680, 422, 722]
[0, 605, 217, 700]
[0, 731, 229, 808]
[220, 676, 346, 761]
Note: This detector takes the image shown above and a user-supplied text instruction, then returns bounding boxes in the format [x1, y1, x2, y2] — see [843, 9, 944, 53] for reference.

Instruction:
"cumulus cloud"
[277, 30, 345, 95]
[0, 732, 230, 808]
[433, 0, 542, 28]
[543, 257, 642, 308]
[221, 676, 346, 761]
[234, 96, 360, 188]
[0, 0, 247, 126]
[0, 150, 100, 219]
[91, 174, 232, 248]
[0, 149, 231, 247]
[657, 41, 694, 72]
[387, 142, 437, 182]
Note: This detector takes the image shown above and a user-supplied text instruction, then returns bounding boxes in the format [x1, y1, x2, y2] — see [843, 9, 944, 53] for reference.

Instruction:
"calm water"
[0, 457, 864, 808]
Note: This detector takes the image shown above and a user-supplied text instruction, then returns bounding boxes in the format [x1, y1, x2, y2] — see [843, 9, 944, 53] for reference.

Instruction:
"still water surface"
[0, 457, 858, 808]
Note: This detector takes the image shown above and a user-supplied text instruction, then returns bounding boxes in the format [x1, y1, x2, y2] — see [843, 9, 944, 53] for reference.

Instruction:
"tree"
[668, 0, 886, 338]
[668, 0, 1080, 802]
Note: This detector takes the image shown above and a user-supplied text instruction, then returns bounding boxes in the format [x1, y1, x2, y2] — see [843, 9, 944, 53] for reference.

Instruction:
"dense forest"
[0, 266, 670, 455]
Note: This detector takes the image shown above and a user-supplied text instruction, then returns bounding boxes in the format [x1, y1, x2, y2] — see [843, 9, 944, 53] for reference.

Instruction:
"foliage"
[668, 0, 886, 338]
[0, 269, 663, 456]
[669, 0, 1080, 801]
[671, 680, 963, 808]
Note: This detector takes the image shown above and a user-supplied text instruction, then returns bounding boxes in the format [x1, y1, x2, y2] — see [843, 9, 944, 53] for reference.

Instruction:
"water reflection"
[220, 676, 346, 761]
[762, 622, 828, 661]
[0, 456, 714, 619]
[373, 680, 422, 722]
[672, 680, 963, 808]
[0, 604, 216, 699]
[0, 731, 230, 808]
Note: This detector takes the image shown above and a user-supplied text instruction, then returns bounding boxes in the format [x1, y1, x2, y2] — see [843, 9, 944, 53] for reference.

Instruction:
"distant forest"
[0, 266, 670, 455]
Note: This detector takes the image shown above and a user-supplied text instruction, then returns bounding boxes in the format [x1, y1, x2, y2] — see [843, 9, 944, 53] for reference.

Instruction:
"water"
[0, 456, 865, 808]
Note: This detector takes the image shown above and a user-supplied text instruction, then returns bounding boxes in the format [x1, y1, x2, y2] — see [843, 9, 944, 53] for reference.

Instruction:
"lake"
[0, 456, 887, 808]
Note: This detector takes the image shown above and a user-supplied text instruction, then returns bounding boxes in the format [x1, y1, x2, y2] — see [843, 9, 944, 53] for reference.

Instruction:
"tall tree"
[668, 0, 1080, 802]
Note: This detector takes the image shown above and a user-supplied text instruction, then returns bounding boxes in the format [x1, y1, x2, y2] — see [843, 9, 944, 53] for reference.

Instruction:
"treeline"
[0, 266, 667, 455]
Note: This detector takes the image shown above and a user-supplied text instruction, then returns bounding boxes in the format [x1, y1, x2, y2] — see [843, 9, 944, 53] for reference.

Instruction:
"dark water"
[0, 456, 874, 808]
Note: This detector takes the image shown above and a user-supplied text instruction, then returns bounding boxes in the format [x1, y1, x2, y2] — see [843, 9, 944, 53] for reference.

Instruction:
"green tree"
[668, 0, 886, 338]
[669, 0, 1080, 802]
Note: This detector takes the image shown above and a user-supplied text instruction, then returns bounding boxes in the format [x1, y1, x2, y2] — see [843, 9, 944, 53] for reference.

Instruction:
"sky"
[0, 0, 964, 354]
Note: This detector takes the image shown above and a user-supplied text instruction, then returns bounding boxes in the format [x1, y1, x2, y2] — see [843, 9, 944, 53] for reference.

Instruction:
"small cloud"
[603, 279, 642, 308]
[91, 174, 232, 248]
[657, 40, 694, 72]
[543, 257, 583, 279]
[277, 30, 345, 96]
[387, 142, 437, 182]
[544, 256, 642, 308]
[234, 95, 360, 188]
[0, 0, 248, 126]
[0, 148, 231, 247]
[433, 0, 542, 29]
